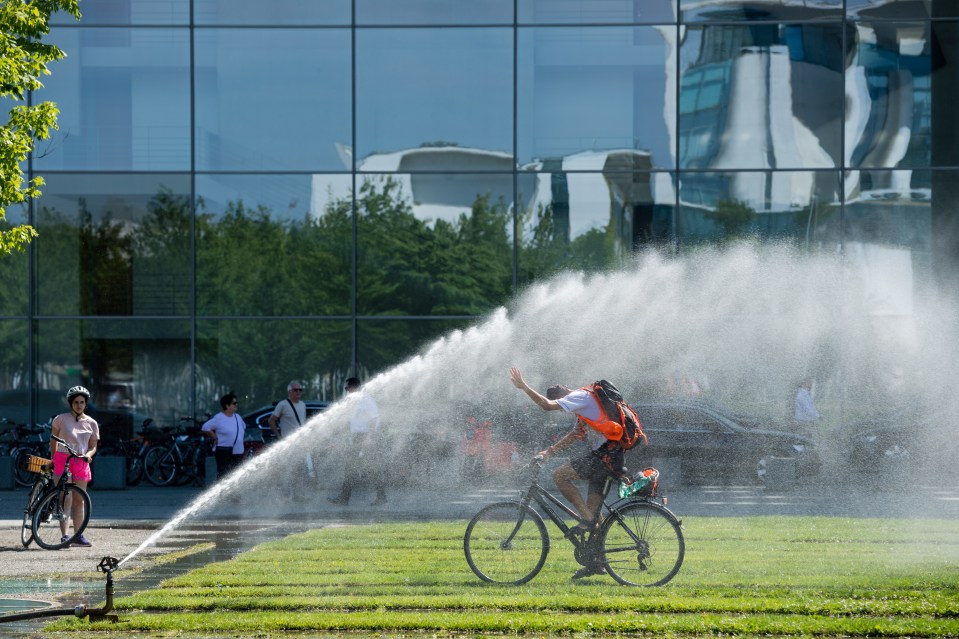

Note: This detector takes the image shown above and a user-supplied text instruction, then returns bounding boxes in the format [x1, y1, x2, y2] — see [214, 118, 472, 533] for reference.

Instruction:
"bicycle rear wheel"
[464, 501, 549, 585]
[21, 480, 45, 547]
[144, 445, 177, 486]
[601, 501, 684, 587]
[32, 485, 91, 550]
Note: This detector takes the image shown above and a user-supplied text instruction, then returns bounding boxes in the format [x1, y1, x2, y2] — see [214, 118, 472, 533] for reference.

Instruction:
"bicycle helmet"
[66, 385, 91, 402]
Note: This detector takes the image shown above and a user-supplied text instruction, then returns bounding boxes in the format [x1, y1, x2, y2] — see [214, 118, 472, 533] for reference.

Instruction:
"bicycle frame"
[512, 465, 619, 549]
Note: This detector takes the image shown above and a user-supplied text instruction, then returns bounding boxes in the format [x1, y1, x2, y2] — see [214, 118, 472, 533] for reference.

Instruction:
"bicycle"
[21, 436, 92, 550]
[463, 457, 684, 587]
[11, 422, 52, 487]
[143, 418, 209, 487]
[97, 418, 168, 486]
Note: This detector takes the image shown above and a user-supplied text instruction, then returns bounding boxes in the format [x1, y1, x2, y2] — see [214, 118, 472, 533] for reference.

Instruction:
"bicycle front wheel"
[32, 485, 91, 550]
[21, 480, 45, 547]
[464, 501, 549, 585]
[144, 445, 177, 486]
[601, 501, 684, 587]
[127, 451, 145, 486]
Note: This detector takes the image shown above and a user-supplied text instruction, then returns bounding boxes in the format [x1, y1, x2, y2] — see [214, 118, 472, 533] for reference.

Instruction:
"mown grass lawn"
[50, 515, 959, 637]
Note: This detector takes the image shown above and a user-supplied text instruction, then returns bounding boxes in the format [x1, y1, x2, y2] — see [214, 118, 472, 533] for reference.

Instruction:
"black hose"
[0, 605, 84, 623]
[0, 556, 118, 624]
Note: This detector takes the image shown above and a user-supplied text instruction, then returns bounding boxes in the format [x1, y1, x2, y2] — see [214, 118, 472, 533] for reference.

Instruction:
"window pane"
[357, 0, 513, 25]
[849, 1, 940, 19]
[679, 22, 843, 170]
[357, 319, 472, 375]
[194, 0, 350, 25]
[51, 0, 190, 25]
[0, 204, 28, 315]
[194, 29, 351, 171]
[354, 174, 514, 316]
[677, 171, 841, 247]
[0, 320, 29, 420]
[36, 318, 191, 439]
[355, 28, 513, 167]
[35, 28, 191, 171]
[34, 174, 193, 317]
[517, 26, 675, 169]
[518, 170, 673, 283]
[845, 169, 932, 305]
[195, 173, 352, 316]
[680, 0, 843, 22]
[848, 22, 932, 169]
[196, 319, 352, 411]
[520, 0, 676, 24]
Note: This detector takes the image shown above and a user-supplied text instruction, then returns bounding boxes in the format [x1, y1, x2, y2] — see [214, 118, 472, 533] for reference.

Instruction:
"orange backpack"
[577, 380, 647, 451]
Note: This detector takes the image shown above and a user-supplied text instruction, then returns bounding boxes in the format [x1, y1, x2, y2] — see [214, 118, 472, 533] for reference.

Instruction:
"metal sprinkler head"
[76, 556, 121, 623]
[97, 556, 120, 576]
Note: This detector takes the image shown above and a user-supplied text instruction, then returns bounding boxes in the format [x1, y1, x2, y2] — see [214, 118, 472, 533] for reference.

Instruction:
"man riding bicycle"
[509, 367, 635, 579]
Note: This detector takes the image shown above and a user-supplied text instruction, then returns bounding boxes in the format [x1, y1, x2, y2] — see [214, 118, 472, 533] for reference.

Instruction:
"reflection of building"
[312, 144, 536, 226]
[4, 2, 959, 427]
[318, 145, 668, 251]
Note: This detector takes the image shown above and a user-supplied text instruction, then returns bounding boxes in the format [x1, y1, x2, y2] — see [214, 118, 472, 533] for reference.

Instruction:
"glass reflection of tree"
[518, 202, 623, 283]
[19, 178, 634, 410]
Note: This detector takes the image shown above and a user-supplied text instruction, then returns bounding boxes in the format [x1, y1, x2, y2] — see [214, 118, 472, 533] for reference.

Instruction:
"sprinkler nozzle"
[97, 556, 119, 575]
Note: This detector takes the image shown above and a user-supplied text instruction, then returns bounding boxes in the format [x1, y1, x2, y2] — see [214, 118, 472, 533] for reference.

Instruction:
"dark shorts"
[569, 446, 625, 494]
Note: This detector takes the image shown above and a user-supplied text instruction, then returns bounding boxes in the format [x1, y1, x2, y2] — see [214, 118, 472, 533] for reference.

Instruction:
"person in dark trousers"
[510, 367, 627, 580]
[201, 393, 245, 480]
[329, 377, 387, 506]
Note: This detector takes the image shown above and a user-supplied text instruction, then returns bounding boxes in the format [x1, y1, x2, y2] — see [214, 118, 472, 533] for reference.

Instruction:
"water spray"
[0, 556, 119, 624]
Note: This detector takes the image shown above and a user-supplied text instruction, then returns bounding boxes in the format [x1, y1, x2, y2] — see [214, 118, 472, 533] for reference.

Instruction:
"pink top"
[54, 412, 100, 455]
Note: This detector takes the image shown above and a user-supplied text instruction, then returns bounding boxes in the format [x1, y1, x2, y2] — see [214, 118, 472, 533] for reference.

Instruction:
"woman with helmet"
[49, 385, 99, 547]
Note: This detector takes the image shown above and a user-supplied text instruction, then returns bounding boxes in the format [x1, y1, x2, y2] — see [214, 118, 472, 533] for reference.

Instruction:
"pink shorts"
[53, 451, 92, 482]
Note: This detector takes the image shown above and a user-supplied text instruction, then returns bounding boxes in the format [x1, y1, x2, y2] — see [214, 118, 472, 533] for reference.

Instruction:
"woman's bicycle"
[21, 435, 92, 550]
[464, 457, 684, 586]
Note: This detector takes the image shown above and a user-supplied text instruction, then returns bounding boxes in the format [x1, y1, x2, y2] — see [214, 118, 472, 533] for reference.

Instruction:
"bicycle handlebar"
[50, 434, 83, 459]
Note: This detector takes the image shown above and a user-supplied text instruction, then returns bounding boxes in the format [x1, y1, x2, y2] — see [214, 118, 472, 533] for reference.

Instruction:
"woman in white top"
[201, 393, 245, 479]
[50, 385, 99, 547]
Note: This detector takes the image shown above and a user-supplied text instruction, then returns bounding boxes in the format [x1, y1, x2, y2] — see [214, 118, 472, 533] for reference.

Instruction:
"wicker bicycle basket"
[26, 455, 51, 474]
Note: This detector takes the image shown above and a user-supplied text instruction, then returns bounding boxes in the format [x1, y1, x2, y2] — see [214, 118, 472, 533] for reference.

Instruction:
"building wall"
[1, 0, 957, 434]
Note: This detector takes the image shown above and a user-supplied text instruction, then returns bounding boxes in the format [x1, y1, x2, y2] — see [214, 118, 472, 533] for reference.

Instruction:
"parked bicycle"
[11, 421, 52, 487]
[143, 417, 209, 487]
[463, 457, 684, 586]
[96, 418, 169, 486]
[21, 435, 92, 550]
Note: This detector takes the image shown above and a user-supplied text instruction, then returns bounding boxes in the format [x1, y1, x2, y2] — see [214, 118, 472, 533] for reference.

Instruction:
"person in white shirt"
[794, 378, 820, 433]
[510, 367, 629, 580]
[201, 393, 245, 480]
[268, 380, 313, 499]
[328, 377, 386, 506]
[268, 380, 307, 439]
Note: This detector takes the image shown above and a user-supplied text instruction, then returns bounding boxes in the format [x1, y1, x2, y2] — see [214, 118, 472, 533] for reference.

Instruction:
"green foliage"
[0, 0, 80, 256]
[49, 516, 959, 637]
[704, 198, 758, 238]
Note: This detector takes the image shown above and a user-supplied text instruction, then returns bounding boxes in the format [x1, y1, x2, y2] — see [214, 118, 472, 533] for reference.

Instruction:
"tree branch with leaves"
[0, 0, 80, 257]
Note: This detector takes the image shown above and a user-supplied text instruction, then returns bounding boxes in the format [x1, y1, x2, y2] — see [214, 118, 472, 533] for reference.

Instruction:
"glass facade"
[6, 0, 958, 433]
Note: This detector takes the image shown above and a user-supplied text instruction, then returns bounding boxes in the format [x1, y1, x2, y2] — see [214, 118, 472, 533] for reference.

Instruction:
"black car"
[841, 409, 958, 482]
[626, 401, 821, 484]
[243, 400, 330, 442]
